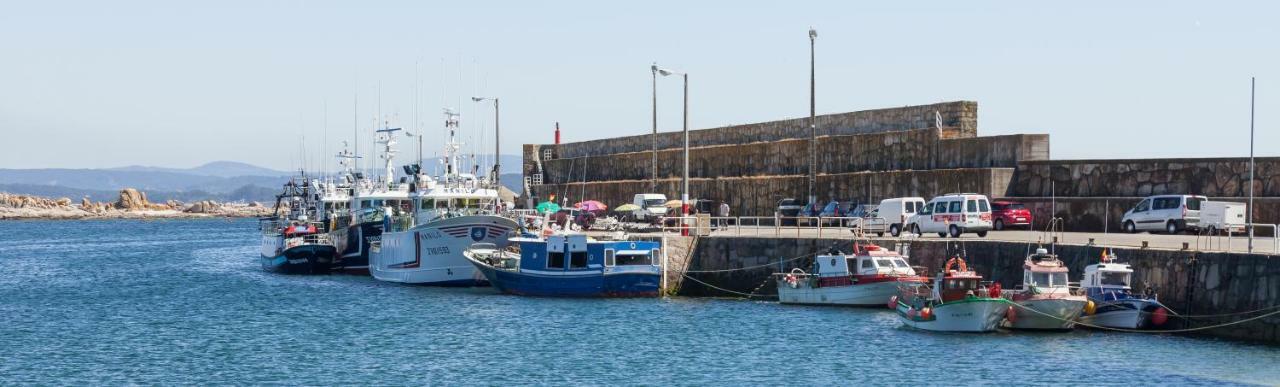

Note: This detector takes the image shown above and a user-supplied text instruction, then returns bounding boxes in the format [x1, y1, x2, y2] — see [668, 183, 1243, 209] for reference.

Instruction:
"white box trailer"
[1200, 201, 1247, 234]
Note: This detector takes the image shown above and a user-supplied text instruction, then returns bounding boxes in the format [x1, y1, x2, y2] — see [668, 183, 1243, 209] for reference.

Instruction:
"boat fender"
[1083, 300, 1096, 315]
[887, 295, 898, 310]
[1150, 307, 1169, 326]
[920, 307, 932, 320]
[1005, 305, 1017, 323]
[988, 283, 1002, 298]
[784, 274, 799, 289]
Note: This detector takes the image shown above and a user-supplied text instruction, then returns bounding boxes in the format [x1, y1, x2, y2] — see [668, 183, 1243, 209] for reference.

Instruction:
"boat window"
[651, 248, 661, 265]
[420, 199, 435, 210]
[946, 279, 958, 289]
[967, 280, 978, 289]
[372, 199, 384, 208]
[949, 201, 963, 213]
[604, 249, 615, 266]
[617, 253, 650, 266]
[569, 252, 588, 269]
[1032, 272, 1050, 287]
[893, 259, 909, 268]
[861, 259, 874, 269]
[1050, 273, 1068, 287]
[547, 252, 566, 269]
[1101, 272, 1129, 286]
[876, 259, 894, 268]
[361, 200, 371, 208]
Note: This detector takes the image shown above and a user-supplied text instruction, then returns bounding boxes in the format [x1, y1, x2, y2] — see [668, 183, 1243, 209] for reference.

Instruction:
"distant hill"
[0, 183, 278, 203]
[108, 161, 290, 178]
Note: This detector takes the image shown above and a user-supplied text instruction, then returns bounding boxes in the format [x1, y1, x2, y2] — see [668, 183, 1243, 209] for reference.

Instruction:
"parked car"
[1200, 201, 1247, 234]
[775, 198, 804, 226]
[1121, 194, 1207, 234]
[991, 200, 1033, 230]
[817, 201, 856, 226]
[631, 193, 668, 222]
[796, 202, 823, 226]
[906, 193, 994, 238]
[872, 197, 927, 237]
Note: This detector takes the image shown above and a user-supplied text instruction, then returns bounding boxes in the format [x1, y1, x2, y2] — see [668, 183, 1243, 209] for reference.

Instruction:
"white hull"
[897, 299, 1007, 333]
[370, 215, 517, 286]
[1078, 299, 1154, 329]
[777, 280, 904, 306]
[1006, 297, 1087, 330]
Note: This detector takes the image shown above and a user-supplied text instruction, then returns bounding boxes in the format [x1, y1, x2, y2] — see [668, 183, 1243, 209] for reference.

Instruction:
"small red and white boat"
[1003, 248, 1091, 330]
[893, 256, 1010, 333]
[775, 244, 927, 307]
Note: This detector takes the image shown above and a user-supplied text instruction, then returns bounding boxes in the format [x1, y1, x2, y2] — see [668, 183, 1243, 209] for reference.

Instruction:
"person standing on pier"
[718, 201, 731, 227]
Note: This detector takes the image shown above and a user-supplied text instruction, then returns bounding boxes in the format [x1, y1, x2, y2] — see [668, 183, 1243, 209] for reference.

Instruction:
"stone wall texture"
[537, 101, 977, 159]
[681, 236, 1280, 344]
[998, 197, 1280, 235]
[1013, 158, 1280, 197]
[534, 128, 1047, 184]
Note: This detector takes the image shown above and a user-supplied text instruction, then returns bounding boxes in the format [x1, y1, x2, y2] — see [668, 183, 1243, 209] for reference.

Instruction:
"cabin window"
[617, 253, 650, 266]
[420, 199, 435, 210]
[946, 279, 959, 289]
[876, 259, 894, 268]
[604, 249, 615, 266]
[548, 252, 566, 269]
[569, 252, 588, 269]
[1032, 272, 1050, 287]
[651, 248, 661, 265]
[1101, 272, 1129, 286]
[893, 259, 909, 268]
[1051, 273, 1068, 287]
[861, 260, 874, 269]
[361, 200, 371, 208]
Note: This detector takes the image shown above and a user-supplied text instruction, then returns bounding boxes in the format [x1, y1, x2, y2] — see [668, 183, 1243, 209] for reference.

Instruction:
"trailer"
[1200, 201, 1247, 234]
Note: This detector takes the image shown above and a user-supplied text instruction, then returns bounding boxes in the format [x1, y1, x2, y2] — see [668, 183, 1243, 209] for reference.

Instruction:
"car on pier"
[991, 200, 1033, 230]
[775, 198, 804, 226]
[906, 193, 993, 238]
[1121, 194, 1207, 234]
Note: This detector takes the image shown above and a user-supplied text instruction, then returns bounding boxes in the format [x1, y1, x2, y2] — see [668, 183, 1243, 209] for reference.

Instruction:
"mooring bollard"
[1142, 241, 1149, 249]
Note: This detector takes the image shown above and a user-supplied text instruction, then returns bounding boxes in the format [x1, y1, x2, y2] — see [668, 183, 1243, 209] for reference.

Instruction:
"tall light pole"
[1248, 77, 1255, 253]
[651, 63, 659, 191]
[808, 27, 818, 207]
[654, 65, 689, 218]
[472, 96, 501, 191]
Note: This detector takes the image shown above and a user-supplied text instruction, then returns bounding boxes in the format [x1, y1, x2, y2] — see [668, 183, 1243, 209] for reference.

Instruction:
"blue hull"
[261, 244, 337, 275]
[473, 265, 660, 297]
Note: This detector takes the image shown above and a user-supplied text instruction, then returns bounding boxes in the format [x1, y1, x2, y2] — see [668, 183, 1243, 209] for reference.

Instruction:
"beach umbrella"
[536, 201, 561, 214]
[575, 200, 608, 212]
[613, 203, 640, 212]
[664, 199, 686, 208]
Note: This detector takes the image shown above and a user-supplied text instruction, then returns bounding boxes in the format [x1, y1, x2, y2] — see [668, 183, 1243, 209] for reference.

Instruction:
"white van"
[906, 193, 993, 238]
[1121, 194, 1207, 234]
[871, 197, 927, 237]
[632, 193, 668, 221]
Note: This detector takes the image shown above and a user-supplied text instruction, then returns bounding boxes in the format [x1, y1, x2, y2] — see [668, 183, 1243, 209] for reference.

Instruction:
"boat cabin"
[1081, 251, 1135, 299]
[512, 234, 661, 274]
[933, 257, 986, 302]
[811, 245, 916, 280]
[1021, 248, 1070, 290]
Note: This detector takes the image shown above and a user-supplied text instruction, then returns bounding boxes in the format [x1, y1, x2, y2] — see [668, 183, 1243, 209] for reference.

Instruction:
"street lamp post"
[651, 63, 659, 192]
[808, 27, 818, 207]
[471, 97, 501, 191]
[654, 65, 689, 221]
[1248, 77, 1255, 253]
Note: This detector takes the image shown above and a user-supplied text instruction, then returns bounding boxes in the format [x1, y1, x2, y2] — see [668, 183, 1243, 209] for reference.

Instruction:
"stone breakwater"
[0, 189, 273, 220]
[675, 236, 1280, 344]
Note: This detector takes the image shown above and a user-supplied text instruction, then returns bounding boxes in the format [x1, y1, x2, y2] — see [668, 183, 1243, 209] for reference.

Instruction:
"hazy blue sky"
[1, 1, 1275, 171]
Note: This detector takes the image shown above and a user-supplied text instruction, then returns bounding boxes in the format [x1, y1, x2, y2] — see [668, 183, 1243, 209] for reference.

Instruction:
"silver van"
[1121, 195, 1208, 234]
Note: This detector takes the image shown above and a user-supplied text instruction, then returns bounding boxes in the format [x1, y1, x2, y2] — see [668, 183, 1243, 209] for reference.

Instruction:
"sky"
[0, 1, 1276, 171]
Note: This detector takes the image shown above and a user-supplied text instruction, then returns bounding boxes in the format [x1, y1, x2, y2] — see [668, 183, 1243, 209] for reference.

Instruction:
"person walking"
[718, 200, 731, 228]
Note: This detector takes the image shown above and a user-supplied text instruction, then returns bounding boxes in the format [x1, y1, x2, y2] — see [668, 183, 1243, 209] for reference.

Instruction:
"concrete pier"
[675, 235, 1280, 344]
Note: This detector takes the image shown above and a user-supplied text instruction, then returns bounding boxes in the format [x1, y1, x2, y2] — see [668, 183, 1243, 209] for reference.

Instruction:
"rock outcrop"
[115, 188, 150, 210]
[185, 200, 223, 213]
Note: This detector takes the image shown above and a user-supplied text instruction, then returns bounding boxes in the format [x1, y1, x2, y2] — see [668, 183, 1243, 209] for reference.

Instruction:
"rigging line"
[679, 273, 764, 299]
[681, 249, 825, 273]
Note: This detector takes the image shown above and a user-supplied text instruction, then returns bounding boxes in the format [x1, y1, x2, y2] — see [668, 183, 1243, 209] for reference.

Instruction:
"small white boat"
[1003, 248, 1090, 331]
[775, 243, 926, 307]
[893, 257, 1010, 333]
[1077, 249, 1168, 329]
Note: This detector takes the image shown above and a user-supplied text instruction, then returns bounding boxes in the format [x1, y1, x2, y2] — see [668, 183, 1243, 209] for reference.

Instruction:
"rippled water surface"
[1, 219, 1277, 385]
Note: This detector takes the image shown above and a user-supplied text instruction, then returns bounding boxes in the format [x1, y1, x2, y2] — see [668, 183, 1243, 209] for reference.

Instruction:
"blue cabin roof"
[515, 235, 661, 272]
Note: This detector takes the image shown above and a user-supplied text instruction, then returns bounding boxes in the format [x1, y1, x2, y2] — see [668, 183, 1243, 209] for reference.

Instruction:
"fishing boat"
[892, 256, 1010, 332]
[1003, 248, 1090, 330]
[368, 109, 518, 286]
[259, 177, 337, 274]
[463, 233, 663, 297]
[1077, 249, 1168, 329]
[774, 243, 926, 306]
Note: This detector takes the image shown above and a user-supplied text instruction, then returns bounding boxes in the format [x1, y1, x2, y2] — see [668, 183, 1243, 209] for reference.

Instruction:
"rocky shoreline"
[0, 189, 274, 220]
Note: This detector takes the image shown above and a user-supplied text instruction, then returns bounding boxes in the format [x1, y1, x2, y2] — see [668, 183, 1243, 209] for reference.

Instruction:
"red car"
[991, 201, 1032, 230]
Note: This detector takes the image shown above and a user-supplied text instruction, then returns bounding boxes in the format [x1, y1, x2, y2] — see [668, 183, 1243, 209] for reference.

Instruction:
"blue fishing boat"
[1077, 249, 1169, 329]
[463, 234, 663, 297]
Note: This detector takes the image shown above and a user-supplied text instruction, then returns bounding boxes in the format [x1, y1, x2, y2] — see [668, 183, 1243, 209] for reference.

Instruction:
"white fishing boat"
[774, 243, 926, 306]
[893, 257, 1010, 333]
[1003, 248, 1090, 330]
[1078, 249, 1168, 329]
[369, 109, 517, 286]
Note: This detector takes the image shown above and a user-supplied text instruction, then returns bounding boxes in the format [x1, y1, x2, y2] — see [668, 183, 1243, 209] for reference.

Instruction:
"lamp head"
[471, 97, 486, 102]
[809, 27, 817, 40]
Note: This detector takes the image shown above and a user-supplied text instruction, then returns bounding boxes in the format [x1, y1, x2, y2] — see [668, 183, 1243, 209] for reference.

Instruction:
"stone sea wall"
[534, 168, 1013, 216]
[535, 128, 1047, 184]
[1013, 158, 1280, 197]
[538, 101, 977, 160]
[998, 197, 1280, 236]
[679, 236, 1280, 344]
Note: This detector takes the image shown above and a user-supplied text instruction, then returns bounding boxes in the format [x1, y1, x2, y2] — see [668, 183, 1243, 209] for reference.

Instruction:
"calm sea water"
[1, 218, 1277, 385]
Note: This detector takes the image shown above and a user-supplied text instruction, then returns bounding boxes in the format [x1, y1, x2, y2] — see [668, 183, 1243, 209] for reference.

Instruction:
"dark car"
[991, 201, 1032, 230]
[775, 198, 804, 226]
[818, 201, 856, 226]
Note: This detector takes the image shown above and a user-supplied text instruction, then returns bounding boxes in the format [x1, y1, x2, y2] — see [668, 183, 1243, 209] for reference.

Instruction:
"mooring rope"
[679, 273, 772, 299]
[680, 249, 824, 274]
[1002, 299, 1280, 334]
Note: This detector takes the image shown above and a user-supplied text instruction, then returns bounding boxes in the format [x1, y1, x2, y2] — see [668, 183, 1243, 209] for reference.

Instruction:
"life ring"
[783, 274, 799, 289]
[944, 256, 969, 273]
